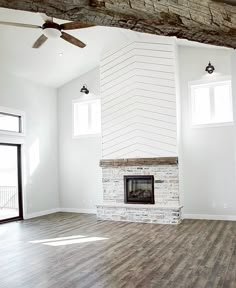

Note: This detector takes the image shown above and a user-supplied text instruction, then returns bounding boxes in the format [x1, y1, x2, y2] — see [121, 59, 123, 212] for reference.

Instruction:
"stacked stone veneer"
[97, 158, 182, 224]
[97, 205, 181, 224]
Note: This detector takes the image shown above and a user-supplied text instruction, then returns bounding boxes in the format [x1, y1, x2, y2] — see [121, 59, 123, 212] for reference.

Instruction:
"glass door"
[0, 144, 23, 223]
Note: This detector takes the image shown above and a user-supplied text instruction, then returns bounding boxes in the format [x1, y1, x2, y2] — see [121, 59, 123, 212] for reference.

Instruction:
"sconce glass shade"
[205, 62, 215, 74]
[80, 85, 89, 94]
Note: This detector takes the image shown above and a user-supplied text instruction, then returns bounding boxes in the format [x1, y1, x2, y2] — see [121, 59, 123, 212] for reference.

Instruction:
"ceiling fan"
[0, 13, 93, 49]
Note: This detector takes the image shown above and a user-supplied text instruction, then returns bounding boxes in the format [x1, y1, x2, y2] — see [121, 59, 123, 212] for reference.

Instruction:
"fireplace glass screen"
[124, 175, 154, 204]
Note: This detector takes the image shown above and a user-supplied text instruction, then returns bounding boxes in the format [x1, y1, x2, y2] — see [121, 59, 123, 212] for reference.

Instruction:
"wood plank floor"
[1, 213, 236, 288]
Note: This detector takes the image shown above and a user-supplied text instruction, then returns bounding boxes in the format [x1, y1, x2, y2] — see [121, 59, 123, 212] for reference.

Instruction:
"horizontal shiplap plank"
[135, 42, 174, 52]
[101, 57, 174, 79]
[102, 53, 174, 73]
[134, 62, 174, 73]
[102, 74, 175, 91]
[102, 80, 175, 98]
[135, 55, 174, 66]
[102, 38, 174, 62]
[101, 62, 174, 81]
[135, 35, 175, 45]
[132, 49, 174, 58]
[102, 101, 176, 122]
[136, 137, 177, 152]
[102, 91, 176, 113]
[102, 121, 177, 139]
[102, 143, 174, 159]
[101, 68, 175, 86]
[102, 46, 174, 69]
[103, 94, 176, 112]
[135, 82, 175, 94]
[116, 149, 162, 159]
[102, 108, 176, 129]
[135, 115, 177, 131]
[102, 88, 176, 106]
[103, 133, 176, 156]
[103, 142, 176, 159]
[102, 111, 176, 131]
[103, 130, 176, 149]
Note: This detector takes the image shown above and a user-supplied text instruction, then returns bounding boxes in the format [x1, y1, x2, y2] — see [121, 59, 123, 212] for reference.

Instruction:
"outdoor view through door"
[0, 144, 23, 223]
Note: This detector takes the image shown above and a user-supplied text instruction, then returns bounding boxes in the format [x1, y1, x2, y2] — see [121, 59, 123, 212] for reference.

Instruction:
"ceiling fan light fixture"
[43, 27, 61, 38]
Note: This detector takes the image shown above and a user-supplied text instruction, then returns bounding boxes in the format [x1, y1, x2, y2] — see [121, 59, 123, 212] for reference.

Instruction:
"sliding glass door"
[0, 144, 23, 223]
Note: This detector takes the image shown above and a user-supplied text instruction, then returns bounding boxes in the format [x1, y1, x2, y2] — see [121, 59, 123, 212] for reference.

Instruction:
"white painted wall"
[101, 34, 177, 159]
[0, 72, 59, 217]
[3, 33, 236, 220]
[57, 67, 102, 213]
[178, 46, 236, 219]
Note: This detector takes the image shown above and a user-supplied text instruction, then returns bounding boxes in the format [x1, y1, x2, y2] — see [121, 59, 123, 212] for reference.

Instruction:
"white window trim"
[0, 106, 26, 137]
[72, 95, 101, 139]
[188, 76, 234, 129]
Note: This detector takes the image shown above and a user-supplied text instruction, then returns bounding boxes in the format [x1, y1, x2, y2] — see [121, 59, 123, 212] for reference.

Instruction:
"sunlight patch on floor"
[29, 235, 108, 246]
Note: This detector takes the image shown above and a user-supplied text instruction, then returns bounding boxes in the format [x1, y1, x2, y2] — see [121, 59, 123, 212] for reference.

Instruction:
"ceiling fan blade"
[0, 21, 41, 29]
[32, 34, 48, 48]
[60, 31, 86, 48]
[40, 13, 53, 22]
[60, 22, 94, 30]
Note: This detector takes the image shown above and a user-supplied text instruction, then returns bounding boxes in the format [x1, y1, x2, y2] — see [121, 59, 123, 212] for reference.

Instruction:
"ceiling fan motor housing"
[42, 22, 61, 38]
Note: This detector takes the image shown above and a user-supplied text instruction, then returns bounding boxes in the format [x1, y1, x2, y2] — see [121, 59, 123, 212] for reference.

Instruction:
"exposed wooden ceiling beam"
[0, 0, 236, 48]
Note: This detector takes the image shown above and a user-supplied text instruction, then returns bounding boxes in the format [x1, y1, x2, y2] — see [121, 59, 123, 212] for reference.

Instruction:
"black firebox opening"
[124, 175, 154, 204]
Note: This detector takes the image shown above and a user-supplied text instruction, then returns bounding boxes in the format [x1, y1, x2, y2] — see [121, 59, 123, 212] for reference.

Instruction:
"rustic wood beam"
[0, 0, 236, 48]
[100, 157, 178, 167]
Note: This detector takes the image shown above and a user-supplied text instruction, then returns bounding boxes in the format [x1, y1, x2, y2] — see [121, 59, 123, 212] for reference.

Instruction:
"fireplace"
[97, 158, 181, 224]
[124, 175, 154, 204]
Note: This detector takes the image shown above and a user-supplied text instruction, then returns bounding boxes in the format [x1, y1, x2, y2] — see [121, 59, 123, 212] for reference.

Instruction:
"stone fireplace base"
[97, 203, 182, 224]
[97, 157, 183, 225]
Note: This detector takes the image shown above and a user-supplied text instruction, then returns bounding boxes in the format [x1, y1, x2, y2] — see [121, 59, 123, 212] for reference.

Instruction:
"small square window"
[73, 98, 101, 137]
[190, 80, 233, 127]
[0, 112, 22, 133]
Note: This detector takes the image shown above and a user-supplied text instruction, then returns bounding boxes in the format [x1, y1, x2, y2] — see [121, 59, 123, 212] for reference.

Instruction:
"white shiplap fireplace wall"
[101, 34, 177, 159]
[97, 33, 181, 224]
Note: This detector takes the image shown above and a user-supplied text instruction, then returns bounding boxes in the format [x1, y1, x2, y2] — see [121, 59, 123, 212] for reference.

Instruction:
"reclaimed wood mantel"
[99, 157, 178, 167]
[1, 0, 236, 48]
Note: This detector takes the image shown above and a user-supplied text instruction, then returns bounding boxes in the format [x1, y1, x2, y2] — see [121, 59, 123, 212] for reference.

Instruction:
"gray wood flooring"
[1, 213, 236, 288]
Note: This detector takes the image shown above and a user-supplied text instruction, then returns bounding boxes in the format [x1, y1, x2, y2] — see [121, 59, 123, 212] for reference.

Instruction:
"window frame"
[72, 95, 101, 139]
[0, 106, 25, 136]
[189, 76, 234, 128]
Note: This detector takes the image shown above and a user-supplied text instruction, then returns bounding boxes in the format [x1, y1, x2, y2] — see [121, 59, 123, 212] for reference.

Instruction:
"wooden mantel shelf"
[100, 157, 178, 167]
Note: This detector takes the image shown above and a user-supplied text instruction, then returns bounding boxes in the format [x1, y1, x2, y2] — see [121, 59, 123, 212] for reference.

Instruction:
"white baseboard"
[60, 208, 97, 214]
[184, 214, 236, 221]
[24, 210, 236, 221]
[24, 208, 97, 219]
[24, 208, 61, 219]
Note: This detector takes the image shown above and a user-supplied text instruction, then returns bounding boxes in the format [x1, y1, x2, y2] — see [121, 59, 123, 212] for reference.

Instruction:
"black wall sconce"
[205, 62, 215, 74]
[80, 84, 89, 94]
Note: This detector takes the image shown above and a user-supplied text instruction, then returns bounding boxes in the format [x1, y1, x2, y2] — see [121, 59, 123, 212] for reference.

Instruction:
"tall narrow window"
[73, 98, 101, 137]
[0, 144, 23, 223]
[190, 80, 233, 126]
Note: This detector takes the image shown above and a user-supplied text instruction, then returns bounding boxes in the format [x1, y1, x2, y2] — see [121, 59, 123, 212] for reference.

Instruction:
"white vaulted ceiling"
[0, 8, 227, 88]
[0, 8, 136, 88]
